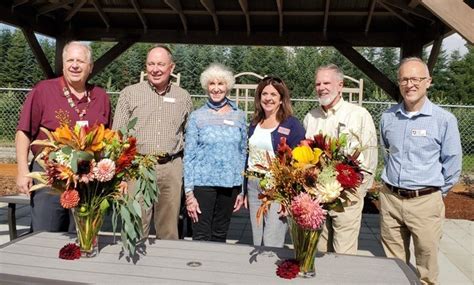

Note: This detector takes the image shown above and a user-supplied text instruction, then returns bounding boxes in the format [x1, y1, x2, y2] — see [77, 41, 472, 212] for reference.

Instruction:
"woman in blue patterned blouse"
[246, 76, 305, 247]
[184, 63, 247, 242]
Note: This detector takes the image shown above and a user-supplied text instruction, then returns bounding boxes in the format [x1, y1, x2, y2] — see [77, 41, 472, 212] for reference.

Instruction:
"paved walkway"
[0, 202, 472, 284]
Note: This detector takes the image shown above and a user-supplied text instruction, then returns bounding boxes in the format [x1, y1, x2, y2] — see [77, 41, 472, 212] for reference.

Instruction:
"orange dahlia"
[60, 189, 80, 209]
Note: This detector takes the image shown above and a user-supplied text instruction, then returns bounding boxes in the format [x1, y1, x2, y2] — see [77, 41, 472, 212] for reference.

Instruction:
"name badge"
[75, 121, 89, 128]
[411, 129, 427, 137]
[163, 97, 176, 103]
[277, 126, 290, 135]
[223, 120, 235, 126]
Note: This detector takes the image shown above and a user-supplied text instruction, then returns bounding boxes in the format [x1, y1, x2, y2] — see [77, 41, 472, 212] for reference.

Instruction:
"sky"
[0, 23, 470, 56]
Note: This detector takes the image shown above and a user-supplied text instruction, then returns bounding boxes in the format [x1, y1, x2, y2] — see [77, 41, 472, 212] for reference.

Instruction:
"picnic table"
[0, 232, 419, 284]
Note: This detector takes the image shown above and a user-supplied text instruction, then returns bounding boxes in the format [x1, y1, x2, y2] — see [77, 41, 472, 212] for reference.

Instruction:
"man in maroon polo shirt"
[15, 41, 112, 232]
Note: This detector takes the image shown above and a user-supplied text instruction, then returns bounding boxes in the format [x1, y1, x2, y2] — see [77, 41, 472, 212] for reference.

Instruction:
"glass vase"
[288, 217, 322, 278]
[72, 207, 104, 258]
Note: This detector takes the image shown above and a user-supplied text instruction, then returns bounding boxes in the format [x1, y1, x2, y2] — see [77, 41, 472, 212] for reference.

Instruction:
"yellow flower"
[292, 146, 323, 168]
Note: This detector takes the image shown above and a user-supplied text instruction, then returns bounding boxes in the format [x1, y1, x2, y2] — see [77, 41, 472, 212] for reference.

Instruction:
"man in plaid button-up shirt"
[113, 45, 193, 240]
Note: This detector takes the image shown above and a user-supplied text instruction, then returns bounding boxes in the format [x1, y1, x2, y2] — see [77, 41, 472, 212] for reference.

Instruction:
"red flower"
[59, 243, 81, 260]
[276, 259, 300, 279]
[312, 134, 328, 151]
[335, 163, 361, 188]
[60, 189, 80, 209]
[115, 137, 137, 173]
[276, 137, 292, 164]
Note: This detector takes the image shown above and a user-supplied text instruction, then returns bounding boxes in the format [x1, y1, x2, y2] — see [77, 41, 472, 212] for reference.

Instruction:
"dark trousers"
[192, 185, 240, 242]
[30, 161, 73, 232]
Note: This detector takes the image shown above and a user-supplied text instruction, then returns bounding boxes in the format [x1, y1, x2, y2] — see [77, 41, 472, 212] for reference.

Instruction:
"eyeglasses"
[398, 77, 428, 86]
[261, 76, 283, 84]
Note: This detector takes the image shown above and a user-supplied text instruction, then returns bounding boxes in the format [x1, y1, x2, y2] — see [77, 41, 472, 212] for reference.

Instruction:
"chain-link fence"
[1, 87, 473, 175]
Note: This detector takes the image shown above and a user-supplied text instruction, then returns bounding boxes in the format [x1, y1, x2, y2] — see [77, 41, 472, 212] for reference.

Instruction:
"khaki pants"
[131, 157, 183, 240]
[380, 185, 444, 285]
[317, 175, 373, 254]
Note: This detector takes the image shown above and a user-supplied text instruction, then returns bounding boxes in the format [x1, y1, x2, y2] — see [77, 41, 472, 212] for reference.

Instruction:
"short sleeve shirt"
[17, 77, 112, 155]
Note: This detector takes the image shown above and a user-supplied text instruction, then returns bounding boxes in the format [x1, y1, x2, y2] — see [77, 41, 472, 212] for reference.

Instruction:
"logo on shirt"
[411, 129, 427, 137]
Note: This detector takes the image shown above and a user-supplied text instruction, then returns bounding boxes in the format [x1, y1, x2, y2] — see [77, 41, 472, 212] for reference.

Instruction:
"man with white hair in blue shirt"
[379, 57, 462, 285]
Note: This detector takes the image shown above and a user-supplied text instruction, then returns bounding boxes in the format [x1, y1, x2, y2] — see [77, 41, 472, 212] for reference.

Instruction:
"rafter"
[238, 0, 251, 36]
[200, 0, 219, 35]
[380, 0, 434, 22]
[377, 1, 415, 28]
[323, 0, 330, 37]
[65, 0, 87, 21]
[164, 0, 188, 35]
[91, 40, 136, 79]
[365, 0, 376, 35]
[37, 0, 74, 16]
[91, 0, 110, 30]
[408, 0, 421, 8]
[276, 0, 283, 36]
[130, 0, 148, 33]
[12, 0, 30, 10]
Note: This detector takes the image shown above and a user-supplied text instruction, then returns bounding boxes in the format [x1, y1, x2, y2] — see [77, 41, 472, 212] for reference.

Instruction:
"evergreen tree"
[0, 30, 13, 85]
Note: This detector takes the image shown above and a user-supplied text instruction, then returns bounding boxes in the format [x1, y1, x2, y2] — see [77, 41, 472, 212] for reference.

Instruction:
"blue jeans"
[247, 177, 287, 247]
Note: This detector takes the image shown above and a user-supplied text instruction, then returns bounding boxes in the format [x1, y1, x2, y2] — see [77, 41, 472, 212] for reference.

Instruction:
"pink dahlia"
[94, 159, 115, 182]
[60, 189, 80, 209]
[290, 193, 326, 230]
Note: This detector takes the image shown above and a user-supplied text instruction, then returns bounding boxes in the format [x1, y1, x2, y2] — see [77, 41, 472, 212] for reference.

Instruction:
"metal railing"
[1, 87, 472, 175]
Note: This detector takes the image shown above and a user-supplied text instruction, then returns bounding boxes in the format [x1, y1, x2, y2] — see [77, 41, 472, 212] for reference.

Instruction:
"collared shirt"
[112, 81, 193, 155]
[303, 98, 378, 176]
[380, 98, 462, 194]
[184, 101, 247, 193]
[17, 77, 112, 156]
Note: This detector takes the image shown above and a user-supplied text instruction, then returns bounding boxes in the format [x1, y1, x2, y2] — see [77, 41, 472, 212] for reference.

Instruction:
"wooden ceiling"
[1, 0, 472, 47]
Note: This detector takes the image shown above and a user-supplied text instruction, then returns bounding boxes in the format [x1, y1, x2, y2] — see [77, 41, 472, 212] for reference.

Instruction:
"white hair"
[200, 63, 235, 91]
[63, 41, 93, 64]
[398, 57, 430, 77]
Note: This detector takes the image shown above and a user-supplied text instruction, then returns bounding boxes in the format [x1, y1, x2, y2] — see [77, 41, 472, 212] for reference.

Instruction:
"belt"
[384, 183, 439, 199]
[156, 150, 183, 165]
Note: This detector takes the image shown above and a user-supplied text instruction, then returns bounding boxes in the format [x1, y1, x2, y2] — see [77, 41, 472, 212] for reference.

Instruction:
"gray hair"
[200, 63, 235, 91]
[147, 44, 174, 63]
[62, 41, 93, 64]
[315, 63, 344, 81]
[398, 57, 430, 77]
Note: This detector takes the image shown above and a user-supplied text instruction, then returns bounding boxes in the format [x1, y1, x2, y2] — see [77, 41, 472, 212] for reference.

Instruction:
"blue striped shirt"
[184, 102, 247, 193]
[380, 98, 462, 194]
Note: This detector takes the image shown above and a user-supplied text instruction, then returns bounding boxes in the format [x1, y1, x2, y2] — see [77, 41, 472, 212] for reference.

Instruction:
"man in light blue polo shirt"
[379, 57, 462, 285]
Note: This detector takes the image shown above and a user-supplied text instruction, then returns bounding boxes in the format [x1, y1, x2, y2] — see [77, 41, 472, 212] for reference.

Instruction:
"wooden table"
[0, 232, 419, 284]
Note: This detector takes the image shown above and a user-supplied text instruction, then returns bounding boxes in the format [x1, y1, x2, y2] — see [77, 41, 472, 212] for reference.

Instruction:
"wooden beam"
[238, 0, 251, 36]
[90, 40, 136, 79]
[420, 0, 474, 44]
[21, 26, 55, 79]
[333, 41, 400, 101]
[200, 0, 219, 35]
[380, 0, 434, 22]
[11, 0, 30, 10]
[408, 0, 421, 8]
[65, 0, 87, 21]
[0, 4, 58, 37]
[55, 38, 67, 76]
[91, 0, 110, 30]
[37, 0, 74, 16]
[427, 36, 442, 74]
[323, 0, 330, 38]
[377, 0, 415, 28]
[365, 0, 376, 35]
[164, 0, 188, 35]
[130, 0, 148, 33]
[276, 0, 283, 36]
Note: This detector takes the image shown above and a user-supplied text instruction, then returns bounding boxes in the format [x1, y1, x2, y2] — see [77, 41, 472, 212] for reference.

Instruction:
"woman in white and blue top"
[184, 63, 247, 242]
[247, 76, 305, 247]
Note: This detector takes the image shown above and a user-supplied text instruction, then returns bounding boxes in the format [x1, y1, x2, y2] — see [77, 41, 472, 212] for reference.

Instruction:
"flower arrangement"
[250, 133, 365, 277]
[28, 116, 158, 257]
[254, 133, 364, 227]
